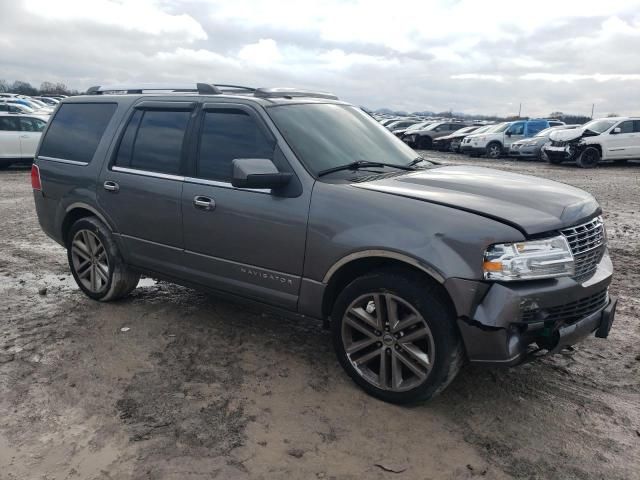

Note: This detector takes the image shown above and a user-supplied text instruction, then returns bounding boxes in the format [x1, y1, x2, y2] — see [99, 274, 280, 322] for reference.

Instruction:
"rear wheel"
[576, 147, 600, 168]
[485, 142, 502, 158]
[332, 270, 463, 404]
[67, 216, 140, 301]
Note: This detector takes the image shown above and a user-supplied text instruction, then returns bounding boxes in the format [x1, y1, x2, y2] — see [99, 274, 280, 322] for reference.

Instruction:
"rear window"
[39, 103, 116, 162]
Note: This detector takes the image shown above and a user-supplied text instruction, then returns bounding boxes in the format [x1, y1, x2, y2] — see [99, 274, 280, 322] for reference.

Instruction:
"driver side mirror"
[231, 158, 292, 189]
[611, 127, 621, 134]
[506, 131, 512, 137]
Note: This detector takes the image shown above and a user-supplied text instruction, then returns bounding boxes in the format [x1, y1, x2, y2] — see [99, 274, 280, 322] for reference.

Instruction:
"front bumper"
[466, 146, 487, 155]
[449, 251, 615, 366]
[543, 145, 576, 163]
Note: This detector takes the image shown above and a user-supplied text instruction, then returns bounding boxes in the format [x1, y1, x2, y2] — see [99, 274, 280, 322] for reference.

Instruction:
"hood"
[549, 128, 586, 142]
[353, 165, 599, 235]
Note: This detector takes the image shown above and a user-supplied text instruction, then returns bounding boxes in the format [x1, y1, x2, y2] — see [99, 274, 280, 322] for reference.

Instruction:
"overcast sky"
[2, 0, 640, 116]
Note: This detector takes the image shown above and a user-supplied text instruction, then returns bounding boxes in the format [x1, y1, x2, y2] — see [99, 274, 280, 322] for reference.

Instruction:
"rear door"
[180, 103, 310, 309]
[17, 117, 46, 158]
[98, 101, 195, 275]
[0, 117, 21, 159]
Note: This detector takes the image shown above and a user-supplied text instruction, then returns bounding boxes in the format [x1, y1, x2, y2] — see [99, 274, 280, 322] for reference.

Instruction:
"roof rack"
[254, 87, 338, 100]
[86, 83, 222, 95]
[85, 84, 339, 100]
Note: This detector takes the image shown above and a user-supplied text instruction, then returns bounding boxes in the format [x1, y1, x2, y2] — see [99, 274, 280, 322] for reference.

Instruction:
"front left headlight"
[483, 236, 574, 281]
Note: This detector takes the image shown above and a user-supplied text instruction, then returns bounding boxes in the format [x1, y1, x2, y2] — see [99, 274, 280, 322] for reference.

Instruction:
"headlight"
[483, 236, 574, 281]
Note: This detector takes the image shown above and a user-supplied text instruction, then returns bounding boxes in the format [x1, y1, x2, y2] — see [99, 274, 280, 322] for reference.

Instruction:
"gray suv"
[32, 84, 616, 404]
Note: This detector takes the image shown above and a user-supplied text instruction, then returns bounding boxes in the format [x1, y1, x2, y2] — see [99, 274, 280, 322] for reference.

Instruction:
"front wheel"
[576, 147, 600, 168]
[485, 142, 502, 158]
[67, 216, 140, 301]
[331, 270, 463, 404]
[417, 136, 432, 150]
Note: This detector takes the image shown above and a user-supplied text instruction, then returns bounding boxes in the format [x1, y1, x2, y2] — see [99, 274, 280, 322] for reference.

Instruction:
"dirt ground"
[0, 153, 639, 480]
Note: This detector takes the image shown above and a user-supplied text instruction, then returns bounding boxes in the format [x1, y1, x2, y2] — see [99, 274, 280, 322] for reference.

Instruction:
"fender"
[64, 202, 115, 232]
[322, 249, 446, 285]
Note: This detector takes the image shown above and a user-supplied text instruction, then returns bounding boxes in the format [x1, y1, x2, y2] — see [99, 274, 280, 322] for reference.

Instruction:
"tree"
[0, 79, 8, 93]
[11, 81, 37, 96]
[606, 113, 619, 117]
[40, 81, 57, 93]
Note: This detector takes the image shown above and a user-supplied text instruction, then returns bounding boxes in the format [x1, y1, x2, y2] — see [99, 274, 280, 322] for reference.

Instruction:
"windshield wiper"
[408, 156, 438, 167]
[318, 160, 415, 177]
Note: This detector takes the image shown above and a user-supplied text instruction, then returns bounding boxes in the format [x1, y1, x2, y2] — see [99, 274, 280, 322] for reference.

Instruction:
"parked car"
[509, 125, 581, 160]
[433, 125, 482, 152]
[387, 119, 421, 132]
[32, 83, 616, 404]
[393, 120, 434, 138]
[33, 96, 61, 106]
[9, 98, 54, 114]
[0, 102, 36, 114]
[543, 117, 640, 168]
[459, 124, 496, 154]
[403, 122, 469, 149]
[0, 113, 47, 169]
[464, 119, 564, 158]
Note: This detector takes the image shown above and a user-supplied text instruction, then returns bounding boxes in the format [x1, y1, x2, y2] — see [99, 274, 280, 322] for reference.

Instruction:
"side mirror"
[231, 158, 292, 189]
[611, 127, 621, 134]
[506, 131, 512, 137]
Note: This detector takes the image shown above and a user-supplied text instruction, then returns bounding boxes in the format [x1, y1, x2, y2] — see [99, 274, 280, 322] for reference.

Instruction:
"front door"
[17, 117, 46, 158]
[181, 103, 310, 310]
[606, 120, 638, 159]
[504, 121, 525, 147]
[98, 102, 195, 275]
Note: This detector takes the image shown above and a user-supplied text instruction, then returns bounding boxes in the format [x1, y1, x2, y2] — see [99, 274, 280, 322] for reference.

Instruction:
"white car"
[0, 113, 47, 169]
[543, 117, 640, 167]
[464, 119, 565, 158]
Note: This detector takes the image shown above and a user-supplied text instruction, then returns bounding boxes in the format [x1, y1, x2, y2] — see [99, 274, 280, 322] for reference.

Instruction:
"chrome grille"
[522, 289, 608, 324]
[561, 216, 606, 281]
[551, 140, 567, 147]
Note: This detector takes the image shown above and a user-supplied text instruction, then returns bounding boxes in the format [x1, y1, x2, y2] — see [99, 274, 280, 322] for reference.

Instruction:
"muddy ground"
[0, 153, 639, 480]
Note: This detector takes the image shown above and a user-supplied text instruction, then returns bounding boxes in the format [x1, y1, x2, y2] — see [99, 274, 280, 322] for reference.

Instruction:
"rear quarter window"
[39, 103, 117, 163]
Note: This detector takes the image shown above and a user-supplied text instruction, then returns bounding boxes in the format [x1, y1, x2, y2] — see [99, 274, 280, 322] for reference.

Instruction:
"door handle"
[103, 181, 119, 192]
[20, 135, 30, 138]
[193, 195, 215, 211]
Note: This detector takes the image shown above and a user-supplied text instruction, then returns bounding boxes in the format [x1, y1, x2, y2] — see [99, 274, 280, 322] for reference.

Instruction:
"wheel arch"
[61, 203, 113, 245]
[320, 251, 450, 319]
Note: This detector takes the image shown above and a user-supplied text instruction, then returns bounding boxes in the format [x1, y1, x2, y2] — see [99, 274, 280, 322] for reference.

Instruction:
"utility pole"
[591, 104, 595, 119]
[518, 103, 522, 118]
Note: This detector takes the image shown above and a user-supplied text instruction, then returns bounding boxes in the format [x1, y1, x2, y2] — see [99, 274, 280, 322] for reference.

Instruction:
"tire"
[331, 269, 464, 404]
[67, 216, 140, 301]
[417, 136, 432, 150]
[485, 142, 502, 158]
[576, 147, 600, 168]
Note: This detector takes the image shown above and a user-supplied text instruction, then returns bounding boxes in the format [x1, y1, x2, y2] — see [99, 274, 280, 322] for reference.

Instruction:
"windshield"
[269, 104, 422, 175]
[456, 126, 477, 134]
[406, 121, 430, 131]
[485, 122, 508, 133]
[582, 119, 617, 133]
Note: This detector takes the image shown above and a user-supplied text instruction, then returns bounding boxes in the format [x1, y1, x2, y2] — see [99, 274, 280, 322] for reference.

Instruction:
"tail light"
[31, 164, 42, 191]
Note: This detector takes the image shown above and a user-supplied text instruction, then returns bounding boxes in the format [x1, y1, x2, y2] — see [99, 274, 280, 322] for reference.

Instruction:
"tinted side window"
[197, 109, 275, 181]
[617, 121, 633, 134]
[510, 122, 525, 135]
[634, 120, 640, 133]
[0, 117, 20, 131]
[39, 103, 116, 162]
[116, 110, 189, 175]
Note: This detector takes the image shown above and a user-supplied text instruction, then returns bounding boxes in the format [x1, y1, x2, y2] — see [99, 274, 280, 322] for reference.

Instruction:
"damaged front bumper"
[446, 251, 615, 366]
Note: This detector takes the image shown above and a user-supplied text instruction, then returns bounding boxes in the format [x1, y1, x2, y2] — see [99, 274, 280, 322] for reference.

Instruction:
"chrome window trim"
[184, 176, 270, 194]
[37, 156, 89, 166]
[111, 166, 184, 181]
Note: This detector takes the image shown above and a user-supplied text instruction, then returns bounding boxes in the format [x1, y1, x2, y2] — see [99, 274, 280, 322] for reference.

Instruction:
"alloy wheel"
[341, 293, 435, 392]
[71, 229, 110, 293]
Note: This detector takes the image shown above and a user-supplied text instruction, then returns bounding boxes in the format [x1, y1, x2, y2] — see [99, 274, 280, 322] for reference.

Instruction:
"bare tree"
[0, 79, 8, 93]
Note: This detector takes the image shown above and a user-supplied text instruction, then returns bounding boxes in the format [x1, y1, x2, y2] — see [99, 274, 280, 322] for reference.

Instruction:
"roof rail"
[254, 87, 338, 100]
[214, 84, 256, 92]
[86, 83, 222, 95]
